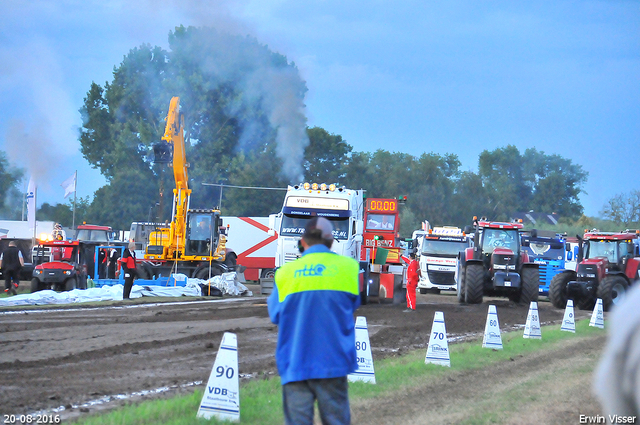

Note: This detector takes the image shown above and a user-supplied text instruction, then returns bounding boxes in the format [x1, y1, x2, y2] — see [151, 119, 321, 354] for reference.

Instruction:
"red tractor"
[456, 217, 539, 305]
[31, 224, 118, 292]
[549, 230, 640, 311]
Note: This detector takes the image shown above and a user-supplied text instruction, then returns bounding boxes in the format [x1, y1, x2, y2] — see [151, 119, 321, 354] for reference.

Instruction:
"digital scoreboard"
[366, 198, 398, 213]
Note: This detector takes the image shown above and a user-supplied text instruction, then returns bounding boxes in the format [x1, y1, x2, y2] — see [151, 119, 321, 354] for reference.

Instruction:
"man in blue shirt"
[268, 217, 361, 425]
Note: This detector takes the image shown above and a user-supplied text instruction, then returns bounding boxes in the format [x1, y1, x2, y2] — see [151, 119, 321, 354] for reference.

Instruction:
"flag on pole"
[27, 177, 36, 232]
[61, 172, 76, 198]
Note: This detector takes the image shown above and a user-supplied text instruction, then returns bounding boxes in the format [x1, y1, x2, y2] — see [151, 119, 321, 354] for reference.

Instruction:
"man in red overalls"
[404, 252, 420, 312]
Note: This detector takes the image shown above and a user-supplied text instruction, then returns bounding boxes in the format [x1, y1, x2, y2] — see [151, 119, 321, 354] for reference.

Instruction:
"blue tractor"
[520, 231, 570, 297]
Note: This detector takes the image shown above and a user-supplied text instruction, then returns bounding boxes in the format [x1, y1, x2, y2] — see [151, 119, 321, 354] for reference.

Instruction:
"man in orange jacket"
[404, 252, 420, 312]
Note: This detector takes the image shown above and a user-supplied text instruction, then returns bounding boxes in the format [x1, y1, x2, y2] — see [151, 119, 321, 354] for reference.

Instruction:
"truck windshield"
[481, 229, 519, 254]
[421, 240, 468, 256]
[366, 214, 396, 230]
[76, 230, 110, 242]
[521, 239, 565, 260]
[281, 215, 350, 240]
[586, 240, 618, 262]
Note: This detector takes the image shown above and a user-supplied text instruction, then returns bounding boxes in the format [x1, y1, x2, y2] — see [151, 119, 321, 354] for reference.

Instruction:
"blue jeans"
[282, 377, 350, 425]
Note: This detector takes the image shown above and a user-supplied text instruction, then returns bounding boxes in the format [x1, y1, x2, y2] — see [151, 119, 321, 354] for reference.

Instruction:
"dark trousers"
[4, 269, 19, 294]
[108, 264, 116, 279]
[282, 377, 350, 425]
[123, 271, 135, 299]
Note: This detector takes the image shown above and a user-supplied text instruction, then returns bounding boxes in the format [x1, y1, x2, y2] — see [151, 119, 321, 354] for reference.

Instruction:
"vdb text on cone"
[589, 298, 604, 329]
[482, 304, 503, 349]
[348, 316, 377, 384]
[524, 301, 542, 339]
[561, 299, 576, 333]
[197, 332, 240, 422]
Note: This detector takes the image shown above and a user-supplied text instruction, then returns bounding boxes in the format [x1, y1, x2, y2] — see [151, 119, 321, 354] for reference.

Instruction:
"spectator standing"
[404, 252, 420, 312]
[98, 247, 107, 279]
[107, 245, 120, 279]
[0, 242, 24, 295]
[121, 241, 137, 299]
[268, 217, 360, 425]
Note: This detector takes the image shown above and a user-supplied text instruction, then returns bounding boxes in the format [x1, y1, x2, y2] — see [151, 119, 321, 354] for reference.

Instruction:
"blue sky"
[1, 0, 638, 217]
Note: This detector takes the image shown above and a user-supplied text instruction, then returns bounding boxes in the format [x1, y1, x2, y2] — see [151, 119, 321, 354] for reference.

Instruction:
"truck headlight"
[64, 270, 72, 275]
[35, 270, 43, 275]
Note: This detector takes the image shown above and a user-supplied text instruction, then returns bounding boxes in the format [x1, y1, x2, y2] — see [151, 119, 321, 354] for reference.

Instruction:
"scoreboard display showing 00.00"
[366, 198, 398, 213]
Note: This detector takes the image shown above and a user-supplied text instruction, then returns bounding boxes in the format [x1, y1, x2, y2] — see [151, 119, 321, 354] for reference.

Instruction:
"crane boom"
[163, 97, 191, 258]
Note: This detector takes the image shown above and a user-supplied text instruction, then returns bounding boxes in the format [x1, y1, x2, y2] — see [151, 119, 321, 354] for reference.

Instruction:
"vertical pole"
[22, 180, 26, 221]
[32, 187, 37, 245]
[72, 170, 77, 230]
[219, 184, 223, 210]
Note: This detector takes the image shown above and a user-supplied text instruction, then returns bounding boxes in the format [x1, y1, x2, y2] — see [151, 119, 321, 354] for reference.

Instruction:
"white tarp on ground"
[202, 272, 252, 296]
[0, 272, 252, 307]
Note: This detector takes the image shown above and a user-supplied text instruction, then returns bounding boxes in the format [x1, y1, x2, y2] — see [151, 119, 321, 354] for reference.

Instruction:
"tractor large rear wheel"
[518, 267, 539, 306]
[597, 275, 628, 312]
[549, 272, 574, 309]
[456, 263, 466, 303]
[465, 263, 485, 304]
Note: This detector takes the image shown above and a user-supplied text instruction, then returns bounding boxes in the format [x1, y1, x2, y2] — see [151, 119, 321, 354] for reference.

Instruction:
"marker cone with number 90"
[197, 332, 240, 422]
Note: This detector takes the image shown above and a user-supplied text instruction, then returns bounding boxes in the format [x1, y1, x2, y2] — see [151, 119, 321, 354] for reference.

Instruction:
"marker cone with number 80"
[197, 332, 240, 422]
[425, 311, 450, 367]
[348, 316, 376, 384]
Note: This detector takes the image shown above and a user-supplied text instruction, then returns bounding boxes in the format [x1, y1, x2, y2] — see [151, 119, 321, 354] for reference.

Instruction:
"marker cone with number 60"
[197, 332, 240, 422]
[482, 305, 503, 349]
[425, 311, 450, 367]
[348, 316, 376, 384]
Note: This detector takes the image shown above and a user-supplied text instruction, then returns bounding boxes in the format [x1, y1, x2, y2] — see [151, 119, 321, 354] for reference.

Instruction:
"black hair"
[302, 228, 333, 249]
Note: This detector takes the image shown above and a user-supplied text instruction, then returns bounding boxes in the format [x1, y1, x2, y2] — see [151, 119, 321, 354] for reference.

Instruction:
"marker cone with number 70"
[197, 332, 240, 422]
[425, 311, 450, 367]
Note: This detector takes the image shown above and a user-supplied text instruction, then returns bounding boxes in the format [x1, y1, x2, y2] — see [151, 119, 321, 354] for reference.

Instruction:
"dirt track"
[0, 287, 596, 422]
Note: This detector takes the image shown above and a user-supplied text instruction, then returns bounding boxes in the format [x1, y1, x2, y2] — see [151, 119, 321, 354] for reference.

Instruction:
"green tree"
[601, 190, 640, 227]
[477, 145, 587, 221]
[342, 150, 462, 235]
[0, 151, 25, 220]
[303, 127, 352, 183]
[37, 197, 91, 227]
[451, 171, 490, 226]
[222, 148, 289, 217]
[79, 26, 308, 225]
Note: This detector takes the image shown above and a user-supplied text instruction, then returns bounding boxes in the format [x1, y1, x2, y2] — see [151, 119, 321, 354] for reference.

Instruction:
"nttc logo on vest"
[294, 264, 326, 278]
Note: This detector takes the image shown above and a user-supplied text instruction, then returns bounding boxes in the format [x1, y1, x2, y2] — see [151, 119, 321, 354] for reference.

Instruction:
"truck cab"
[417, 226, 472, 294]
[269, 183, 364, 268]
[520, 231, 567, 297]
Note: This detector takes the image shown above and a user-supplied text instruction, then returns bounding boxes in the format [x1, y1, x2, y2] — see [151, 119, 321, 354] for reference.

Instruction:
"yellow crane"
[142, 97, 230, 279]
